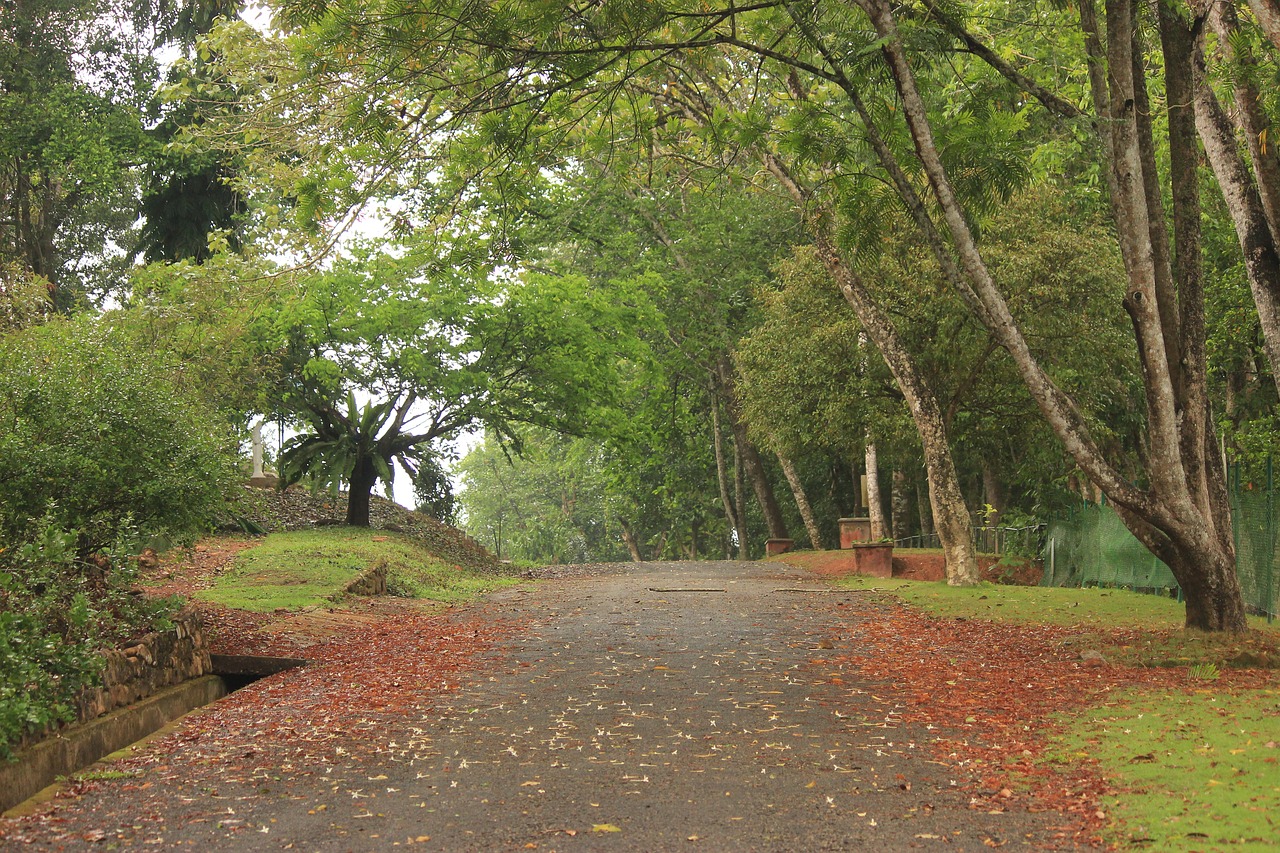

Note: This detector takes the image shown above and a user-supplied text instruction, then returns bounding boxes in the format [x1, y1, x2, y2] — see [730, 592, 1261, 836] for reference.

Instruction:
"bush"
[0, 520, 183, 759]
[0, 319, 240, 551]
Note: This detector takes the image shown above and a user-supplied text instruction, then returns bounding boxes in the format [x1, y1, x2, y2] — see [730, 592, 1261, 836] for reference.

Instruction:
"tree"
[200, 1, 1268, 624]
[271, 245, 647, 526]
[0, 0, 157, 309]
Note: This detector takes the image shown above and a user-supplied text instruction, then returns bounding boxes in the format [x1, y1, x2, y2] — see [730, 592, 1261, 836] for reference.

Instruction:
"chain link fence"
[894, 524, 1045, 556]
[1042, 464, 1278, 621]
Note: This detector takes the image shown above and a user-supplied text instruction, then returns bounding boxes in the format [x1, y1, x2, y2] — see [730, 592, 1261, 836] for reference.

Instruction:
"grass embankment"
[196, 527, 521, 612]
[829, 576, 1280, 850]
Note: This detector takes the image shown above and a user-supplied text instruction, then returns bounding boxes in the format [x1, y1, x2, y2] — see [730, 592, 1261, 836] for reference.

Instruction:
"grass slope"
[196, 528, 520, 612]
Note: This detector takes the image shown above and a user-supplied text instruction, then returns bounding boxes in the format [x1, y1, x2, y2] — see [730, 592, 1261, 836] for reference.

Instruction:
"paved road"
[5, 561, 1054, 850]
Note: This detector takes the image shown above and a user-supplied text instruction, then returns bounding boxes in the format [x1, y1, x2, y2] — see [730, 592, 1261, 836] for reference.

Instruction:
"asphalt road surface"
[4, 560, 1056, 851]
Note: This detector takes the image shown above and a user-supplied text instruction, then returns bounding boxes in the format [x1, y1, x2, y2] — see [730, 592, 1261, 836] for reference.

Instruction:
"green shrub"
[0, 318, 240, 551]
[0, 520, 183, 759]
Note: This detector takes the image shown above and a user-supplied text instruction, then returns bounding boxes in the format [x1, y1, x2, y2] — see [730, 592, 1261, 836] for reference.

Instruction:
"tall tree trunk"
[850, 459, 862, 513]
[346, 456, 377, 527]
[865, 441, 887, 539]
[779, 455, 824, 549]
[733, 431, 748, 559]
[619, 520, 644, 563]
[752, 154, 979, 584]
[891, 469, 911, 539]
[856, 0, 1246, 629]
[717, 357, 791, 541]
[709, 388, 744, 559]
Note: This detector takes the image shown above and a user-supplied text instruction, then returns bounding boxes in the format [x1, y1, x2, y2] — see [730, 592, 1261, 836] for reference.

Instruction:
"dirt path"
[3, 561, 1057, 850]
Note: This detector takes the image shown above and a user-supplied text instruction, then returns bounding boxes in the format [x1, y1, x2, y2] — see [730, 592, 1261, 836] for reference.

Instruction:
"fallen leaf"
[592, 823, 622, 833]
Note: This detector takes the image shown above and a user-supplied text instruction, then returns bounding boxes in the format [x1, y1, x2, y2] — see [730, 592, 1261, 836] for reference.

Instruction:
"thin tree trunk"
[717, 356, 791, 541]
[733, 425, 748, 560]
[891, 469, 910, 539]
[709, 388, 744, 559]
[779, 455, 824, 549]
[751, 151, 979, 584]
[856, 0, 1246, 629]
[865, 441, 887, 539]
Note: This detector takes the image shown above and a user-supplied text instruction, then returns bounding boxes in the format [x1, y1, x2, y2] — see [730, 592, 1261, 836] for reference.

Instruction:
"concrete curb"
[0, 675, 228, 814]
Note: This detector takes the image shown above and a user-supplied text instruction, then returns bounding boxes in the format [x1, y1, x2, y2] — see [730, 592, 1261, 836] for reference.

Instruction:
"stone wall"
[336, 558, 388, 598]
[74, 609, 212, 727]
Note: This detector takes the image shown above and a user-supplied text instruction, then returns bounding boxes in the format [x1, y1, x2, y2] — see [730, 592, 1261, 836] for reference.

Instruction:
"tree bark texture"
[346, 456, 377, 527]
[865, 441, 887, 539]
[716, 357, 791, 542]
[779, 455, 824, 549]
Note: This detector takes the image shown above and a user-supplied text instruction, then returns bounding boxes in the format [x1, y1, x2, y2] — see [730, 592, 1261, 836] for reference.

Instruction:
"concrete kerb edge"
[1, 674, 228, 815]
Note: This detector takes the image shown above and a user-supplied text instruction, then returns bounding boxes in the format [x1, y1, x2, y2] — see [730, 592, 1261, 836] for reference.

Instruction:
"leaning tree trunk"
[779, 455, 824, 549]
[753, 155, 979, 584]
[710, 388, 747, 560]
[856, 0, 1247, 628]
[619, 520, 645, 563]
[717, 357, 791, 542]
[345, 455, 378, 527]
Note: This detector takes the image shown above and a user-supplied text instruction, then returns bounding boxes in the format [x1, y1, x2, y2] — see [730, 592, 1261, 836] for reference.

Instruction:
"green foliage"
[458, 430, 628, 565]
[413, 455, 458, 525]
[0, 518, 183, 760]
[0, 0, 157, 308]
[0, 318, 240, 551]
[270, 244, 651, 523]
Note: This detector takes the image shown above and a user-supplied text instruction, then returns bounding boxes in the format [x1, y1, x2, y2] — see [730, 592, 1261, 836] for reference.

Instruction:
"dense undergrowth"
[0, 522, 182, 760]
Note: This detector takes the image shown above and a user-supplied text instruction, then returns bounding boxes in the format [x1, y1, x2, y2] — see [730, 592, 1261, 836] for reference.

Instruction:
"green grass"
[832, 575, 1191, 626]
[196, 528, 521, 612]
[1045, 687, 1280, 850]
[829, 576, 1280, 846]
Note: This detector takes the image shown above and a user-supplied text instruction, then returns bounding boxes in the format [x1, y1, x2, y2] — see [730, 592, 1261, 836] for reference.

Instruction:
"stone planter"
[838, 517, 872, 549]
[765, 538, 795, 556]
[848, 542, 894, 578]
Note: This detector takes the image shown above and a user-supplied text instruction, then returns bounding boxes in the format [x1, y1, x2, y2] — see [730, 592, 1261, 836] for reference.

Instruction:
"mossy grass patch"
[196, 527, 521, 612]
[1045, 686, 1280, 850]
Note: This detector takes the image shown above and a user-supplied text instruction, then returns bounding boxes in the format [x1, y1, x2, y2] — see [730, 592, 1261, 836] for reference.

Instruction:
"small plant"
[1187, 662, 1220, 681]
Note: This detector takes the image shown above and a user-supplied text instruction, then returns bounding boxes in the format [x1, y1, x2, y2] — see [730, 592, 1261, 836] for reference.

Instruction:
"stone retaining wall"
[336, 558, 388, 598]
[74, 609, 212, 723]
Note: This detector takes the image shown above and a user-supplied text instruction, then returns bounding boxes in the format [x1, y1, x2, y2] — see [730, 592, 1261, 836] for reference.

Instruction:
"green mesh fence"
[1042, 466, 1278, 620]
[1228, 464, 1279, 621]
